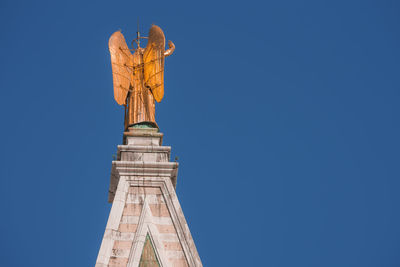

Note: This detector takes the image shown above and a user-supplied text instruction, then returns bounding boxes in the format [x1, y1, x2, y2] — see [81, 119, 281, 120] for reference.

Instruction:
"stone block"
[118, 223, 138, 233]
[108, 256, 128, 266]
[123, 204, 143, 216]
[156, 224, 176, 234]
[113, 240, 133, 250]
[169, 259, 189, 267]
[163, 241, 183, 251]
[150, 203, 170, 217]
[123, 127, 163, 146]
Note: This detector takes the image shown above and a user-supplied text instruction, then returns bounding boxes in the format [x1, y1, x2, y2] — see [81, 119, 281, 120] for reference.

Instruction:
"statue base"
[123, 126, 163, 146]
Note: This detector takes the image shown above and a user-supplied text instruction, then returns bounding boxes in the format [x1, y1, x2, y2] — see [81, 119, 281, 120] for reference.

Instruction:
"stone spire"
[96, 127, 202, 267]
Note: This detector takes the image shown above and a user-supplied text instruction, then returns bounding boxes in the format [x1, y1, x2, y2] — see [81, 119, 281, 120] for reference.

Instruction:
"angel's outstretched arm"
[164, 41, 175, 57]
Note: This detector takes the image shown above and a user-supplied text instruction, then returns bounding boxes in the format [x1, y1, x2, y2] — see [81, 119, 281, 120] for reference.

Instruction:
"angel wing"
[143, 25, 166, 103]
[109, 31, 133, 105]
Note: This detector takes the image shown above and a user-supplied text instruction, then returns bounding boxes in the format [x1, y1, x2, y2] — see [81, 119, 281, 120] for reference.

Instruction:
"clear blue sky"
[0, 0, 399, 266]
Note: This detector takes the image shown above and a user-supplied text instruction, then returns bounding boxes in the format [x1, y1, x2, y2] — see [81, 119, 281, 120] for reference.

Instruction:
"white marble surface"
[96, 128, 202, 267]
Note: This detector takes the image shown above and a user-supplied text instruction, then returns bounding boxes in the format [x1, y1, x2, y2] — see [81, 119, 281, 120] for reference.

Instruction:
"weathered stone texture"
[96, 128, 202, 267]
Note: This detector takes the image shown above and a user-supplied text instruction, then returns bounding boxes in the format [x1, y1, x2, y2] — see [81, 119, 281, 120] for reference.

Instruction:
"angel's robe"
[126, 47, 157, 128]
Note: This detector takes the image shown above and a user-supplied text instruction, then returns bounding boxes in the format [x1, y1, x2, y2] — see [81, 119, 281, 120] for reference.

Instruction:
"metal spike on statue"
[108, 24, 175, 130]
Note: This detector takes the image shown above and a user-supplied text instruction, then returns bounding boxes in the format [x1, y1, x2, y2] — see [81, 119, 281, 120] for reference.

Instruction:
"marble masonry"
[96, 128, 202, 267]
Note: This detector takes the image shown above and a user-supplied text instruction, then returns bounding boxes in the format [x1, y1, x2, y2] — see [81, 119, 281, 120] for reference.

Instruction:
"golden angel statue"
[108, 25, 175, 130]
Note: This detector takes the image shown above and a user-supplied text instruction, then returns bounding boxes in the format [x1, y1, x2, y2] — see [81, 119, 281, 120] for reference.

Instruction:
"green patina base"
[130, 122, 159, 130]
